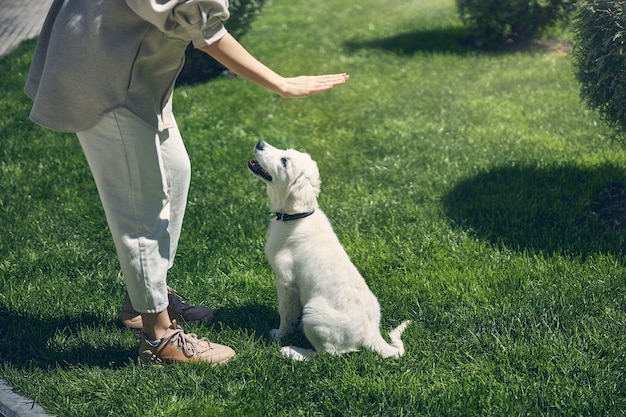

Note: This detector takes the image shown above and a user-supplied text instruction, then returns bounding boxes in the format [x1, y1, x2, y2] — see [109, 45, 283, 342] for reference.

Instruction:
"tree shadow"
[345, 27, 476, 56]
[442, 164, 626, 256]
[344, 27, 559, 56]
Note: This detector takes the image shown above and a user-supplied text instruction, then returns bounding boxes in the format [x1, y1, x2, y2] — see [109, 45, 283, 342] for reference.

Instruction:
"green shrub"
[177, 0, 267, 85]
[573, 0, 626, 138]
[457, 0, 576, 47]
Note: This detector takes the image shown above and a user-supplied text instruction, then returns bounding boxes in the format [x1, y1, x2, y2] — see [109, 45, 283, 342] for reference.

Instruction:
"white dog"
[248, 141, 410, 361]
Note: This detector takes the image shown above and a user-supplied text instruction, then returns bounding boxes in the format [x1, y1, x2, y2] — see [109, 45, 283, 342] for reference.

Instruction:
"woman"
[25, 0, 348, 365]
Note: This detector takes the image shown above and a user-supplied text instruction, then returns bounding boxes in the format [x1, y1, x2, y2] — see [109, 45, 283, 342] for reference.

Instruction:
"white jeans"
[77, 109, 191, 314]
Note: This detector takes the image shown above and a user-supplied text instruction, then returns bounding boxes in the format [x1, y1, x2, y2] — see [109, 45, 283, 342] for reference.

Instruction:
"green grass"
[1, 0, 625, 415]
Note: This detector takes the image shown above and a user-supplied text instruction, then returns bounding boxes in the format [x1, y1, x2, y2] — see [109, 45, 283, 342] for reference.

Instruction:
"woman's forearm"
[199, 33, 348, 98]
[199, 33, 286, 94]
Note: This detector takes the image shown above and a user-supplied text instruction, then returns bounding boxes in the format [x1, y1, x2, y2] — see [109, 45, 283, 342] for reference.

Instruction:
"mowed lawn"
[0, 0, 624, 415]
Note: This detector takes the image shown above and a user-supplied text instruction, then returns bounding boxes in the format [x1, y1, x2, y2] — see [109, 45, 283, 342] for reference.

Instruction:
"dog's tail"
[389, 320, 411, 355]
[371, 320, 411, 358]
[389, 320, 411, 349]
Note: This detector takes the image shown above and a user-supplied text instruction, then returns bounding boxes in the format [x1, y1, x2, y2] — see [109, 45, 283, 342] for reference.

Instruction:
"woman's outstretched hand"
[278, 73, 350, 98]
[201, 34, 348, 98]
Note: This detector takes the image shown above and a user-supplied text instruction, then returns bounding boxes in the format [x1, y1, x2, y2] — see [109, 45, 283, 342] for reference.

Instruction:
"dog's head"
[248, 141, 321, 214]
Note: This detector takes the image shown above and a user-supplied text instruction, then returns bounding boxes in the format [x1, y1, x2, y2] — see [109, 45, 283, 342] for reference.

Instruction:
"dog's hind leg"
[300, 308, 362, 356]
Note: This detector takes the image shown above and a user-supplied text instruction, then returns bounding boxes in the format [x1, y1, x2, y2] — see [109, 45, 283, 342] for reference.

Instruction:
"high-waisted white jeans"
[77, 109, 191, 314]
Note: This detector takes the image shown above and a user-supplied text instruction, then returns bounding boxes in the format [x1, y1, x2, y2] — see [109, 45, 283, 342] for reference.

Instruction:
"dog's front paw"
[280, 346, 315, 361]
[269, 329, 283, 340]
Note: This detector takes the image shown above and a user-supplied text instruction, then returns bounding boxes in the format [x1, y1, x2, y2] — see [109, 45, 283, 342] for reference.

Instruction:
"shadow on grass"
[215, 305, 314, 349]
[344, 27, 560, 56]
[0, 308, 135, 370]
[0, 303, 279, 370]
[345, 27, 476, 56]
[443, 164, 626, 256]
[214, 303, 277, 332]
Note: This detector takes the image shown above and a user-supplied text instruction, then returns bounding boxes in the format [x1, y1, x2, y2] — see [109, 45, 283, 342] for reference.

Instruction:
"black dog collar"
[275, 210, 315, 222]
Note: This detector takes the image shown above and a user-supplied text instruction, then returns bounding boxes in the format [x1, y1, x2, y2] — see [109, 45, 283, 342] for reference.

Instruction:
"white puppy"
[248, 141, 410, 361]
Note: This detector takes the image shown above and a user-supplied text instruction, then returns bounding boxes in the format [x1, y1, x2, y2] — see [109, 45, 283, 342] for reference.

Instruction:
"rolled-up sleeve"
[125, 0, 230, 47]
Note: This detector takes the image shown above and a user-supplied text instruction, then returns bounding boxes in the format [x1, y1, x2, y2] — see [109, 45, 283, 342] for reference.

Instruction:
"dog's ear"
[285, 161, 321, 212]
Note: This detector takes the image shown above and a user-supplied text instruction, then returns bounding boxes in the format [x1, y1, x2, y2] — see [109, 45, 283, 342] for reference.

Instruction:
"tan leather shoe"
[120, 287, 214, 329]
[139, 320, 235, 365]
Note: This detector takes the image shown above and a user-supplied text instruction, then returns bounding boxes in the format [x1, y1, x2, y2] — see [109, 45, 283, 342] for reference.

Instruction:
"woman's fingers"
[281, 73, 349, 98]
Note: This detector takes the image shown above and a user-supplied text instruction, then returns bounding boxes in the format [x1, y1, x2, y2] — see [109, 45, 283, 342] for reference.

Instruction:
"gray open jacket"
[25, 0, 230, 133]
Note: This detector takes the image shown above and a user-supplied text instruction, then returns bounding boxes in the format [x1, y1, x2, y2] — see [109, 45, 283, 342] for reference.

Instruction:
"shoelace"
[169, 326, 212, 358]
[167, 287, 189, 301]
[170, 330, 198, 357]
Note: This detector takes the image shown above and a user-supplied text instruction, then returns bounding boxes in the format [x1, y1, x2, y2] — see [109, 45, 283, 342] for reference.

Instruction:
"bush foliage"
[177, 0, 267, 85]
[457, 0, 576, 46]
[573, 0, 626, 138]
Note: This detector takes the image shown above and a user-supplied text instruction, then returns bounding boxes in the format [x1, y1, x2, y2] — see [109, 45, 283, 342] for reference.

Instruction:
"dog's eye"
[280, 157, 289, 167]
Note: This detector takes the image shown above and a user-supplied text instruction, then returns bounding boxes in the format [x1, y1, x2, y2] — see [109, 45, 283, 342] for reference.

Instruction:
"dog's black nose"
[255, 141, 265, 151]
